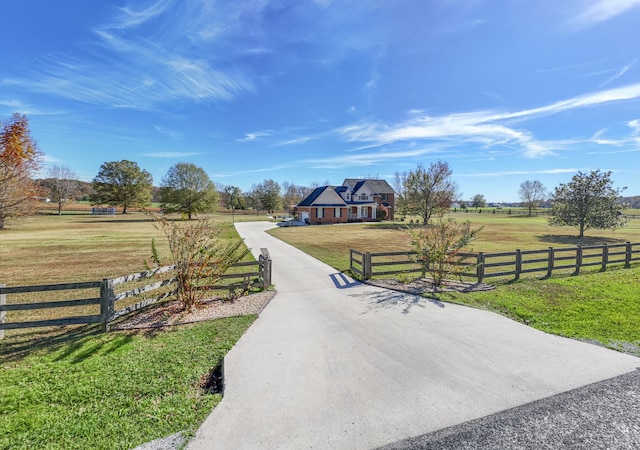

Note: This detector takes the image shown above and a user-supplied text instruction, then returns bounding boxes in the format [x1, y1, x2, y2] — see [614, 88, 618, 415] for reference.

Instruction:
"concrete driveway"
[187, 222, 639, 449]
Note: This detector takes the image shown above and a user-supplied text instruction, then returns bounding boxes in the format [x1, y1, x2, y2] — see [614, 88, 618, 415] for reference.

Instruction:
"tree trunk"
[122, 205, 128, 214]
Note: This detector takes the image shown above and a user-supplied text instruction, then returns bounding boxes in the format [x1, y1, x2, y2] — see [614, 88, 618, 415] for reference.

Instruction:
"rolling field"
[268, 211, 640, 271]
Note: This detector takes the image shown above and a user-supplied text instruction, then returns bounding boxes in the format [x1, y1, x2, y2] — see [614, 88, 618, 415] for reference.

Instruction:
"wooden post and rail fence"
[350, 242, 640, 283]
[0, 249, 272, 338]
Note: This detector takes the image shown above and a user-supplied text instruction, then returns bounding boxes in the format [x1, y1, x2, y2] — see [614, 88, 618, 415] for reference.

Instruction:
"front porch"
[347, 204, 376, 221]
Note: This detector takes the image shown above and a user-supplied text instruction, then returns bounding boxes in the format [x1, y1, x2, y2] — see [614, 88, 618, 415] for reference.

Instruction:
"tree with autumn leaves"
[0, 113, 42, 230]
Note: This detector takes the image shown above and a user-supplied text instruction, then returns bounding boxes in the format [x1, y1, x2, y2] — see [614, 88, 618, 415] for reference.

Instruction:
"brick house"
[296, 179, 395, 224]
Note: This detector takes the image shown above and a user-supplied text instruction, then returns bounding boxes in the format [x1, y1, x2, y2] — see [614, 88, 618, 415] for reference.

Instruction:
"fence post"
[601, 243, 609, 271]
[100, 279, 115, 332]
[0, 284, 5, 340]
[547, 247, 554, 278]
[515, 249, 522, 281]
[476, 252, 485, 283]
[575, 245, 583, 275]
[349, 249, 354, 274]
[364, 252, 372, 280]
[625, 242, 632, 268]
[260, 248, 272, 289]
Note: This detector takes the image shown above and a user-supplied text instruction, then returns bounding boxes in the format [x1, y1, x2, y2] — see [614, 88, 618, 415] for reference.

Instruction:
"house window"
[317, 207, 324, 218]
[381, 193, 387, 201]
[359, 194, 367, 200]
[335, 207, 341, 218]
[346, 193, 350, 200]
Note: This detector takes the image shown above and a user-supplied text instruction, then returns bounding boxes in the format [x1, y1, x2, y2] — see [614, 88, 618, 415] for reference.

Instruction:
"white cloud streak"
[573, 0, 640, 26]
[459, 168, 582, 178]
[3, 0, 256, 111]
[337, 83, 640, 158]
[144, 151, 202, 158]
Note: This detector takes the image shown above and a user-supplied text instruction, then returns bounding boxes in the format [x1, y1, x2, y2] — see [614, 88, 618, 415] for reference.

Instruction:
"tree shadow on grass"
[537, 234, 627, 246]
[0, 323, 143, 365]
[371, 222, 418, 231]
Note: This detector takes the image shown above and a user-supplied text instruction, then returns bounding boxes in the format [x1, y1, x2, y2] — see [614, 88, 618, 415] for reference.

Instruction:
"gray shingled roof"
[343, 179, 395, 194]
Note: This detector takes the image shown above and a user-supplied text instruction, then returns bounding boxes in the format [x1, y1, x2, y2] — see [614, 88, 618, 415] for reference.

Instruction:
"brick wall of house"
[309, 206, 347, 224]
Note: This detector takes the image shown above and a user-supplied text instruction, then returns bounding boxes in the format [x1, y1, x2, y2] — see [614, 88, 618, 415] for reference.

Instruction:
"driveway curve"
[188, 222, 639, 449]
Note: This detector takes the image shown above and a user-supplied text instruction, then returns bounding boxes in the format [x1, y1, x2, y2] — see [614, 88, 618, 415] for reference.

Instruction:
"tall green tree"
[471, 194, 486, 209]
[548, 170, 627, 237]
[0, 113, 42, 230]
[92, 160, 153, 214]
[518, 180, 546, 216]
[256, 179, 281, 213]
[247, 184, 262, 215]
[223, 185, 242, 222]
[160, 162, 218, 219]
[405, 161, 459, 224]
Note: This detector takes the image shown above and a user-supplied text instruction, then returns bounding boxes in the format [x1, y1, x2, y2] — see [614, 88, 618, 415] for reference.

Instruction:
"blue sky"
[2, 0, 640, 202]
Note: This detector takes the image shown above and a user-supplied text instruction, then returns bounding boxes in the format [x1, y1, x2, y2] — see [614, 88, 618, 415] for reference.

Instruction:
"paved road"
[187, 222, 639, 449]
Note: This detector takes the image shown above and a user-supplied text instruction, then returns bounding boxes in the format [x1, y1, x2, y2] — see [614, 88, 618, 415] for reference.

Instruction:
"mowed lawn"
[269, 212, 640, 353]
[0, 211, 261, 449]
[269, 211, 640, 271]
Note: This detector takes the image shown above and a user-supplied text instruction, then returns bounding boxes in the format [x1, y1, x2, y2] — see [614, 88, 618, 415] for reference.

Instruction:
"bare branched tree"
[518, 180, 546, 216]
[46, 165, 79, 215]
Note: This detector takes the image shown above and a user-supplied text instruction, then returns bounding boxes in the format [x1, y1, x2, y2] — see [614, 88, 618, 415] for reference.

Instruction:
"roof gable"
[342, 178, 395, 195]
[297, 186, 347, 207]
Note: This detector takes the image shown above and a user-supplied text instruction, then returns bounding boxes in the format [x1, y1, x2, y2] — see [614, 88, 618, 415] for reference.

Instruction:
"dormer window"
[360, 194, 367, 200]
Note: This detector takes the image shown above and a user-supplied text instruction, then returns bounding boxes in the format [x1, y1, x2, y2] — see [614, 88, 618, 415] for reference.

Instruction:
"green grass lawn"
[441, 267, 640, 355]
[0, 318, 255, 449]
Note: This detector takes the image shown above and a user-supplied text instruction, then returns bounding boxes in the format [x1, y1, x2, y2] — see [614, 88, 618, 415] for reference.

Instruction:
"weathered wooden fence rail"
[351, 242, 640, 283]
[0, 250, 272, 337]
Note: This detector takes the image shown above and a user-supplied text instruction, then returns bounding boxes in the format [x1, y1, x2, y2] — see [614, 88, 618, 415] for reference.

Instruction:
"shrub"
[410, 217, 482, 287]
[147, 214, 249, 310]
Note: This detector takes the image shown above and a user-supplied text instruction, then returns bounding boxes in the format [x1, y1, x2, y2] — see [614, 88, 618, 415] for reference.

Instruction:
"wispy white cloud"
[277, 136, 313, 146]
[572, 0, 640, 26]
[598, 61, 636, 87]
[144, 151, 202, 158]
[153, 125, 182, 139]
[42, 154, 63, 164]
[237, 131, 272, 142]
[3, 0, 256, 111]
[363, 42, 388, 93]
[302, 146, 446, 169]
[110, 0, 174, 29]
[337, 83, 640, 159]
[459, 168, 582, 178]
[0, 99, 63, 116]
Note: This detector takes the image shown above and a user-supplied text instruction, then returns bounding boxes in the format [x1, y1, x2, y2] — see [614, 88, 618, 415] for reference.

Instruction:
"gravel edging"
[133, 432, 185, 450]
[111, 290, 277, 330]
